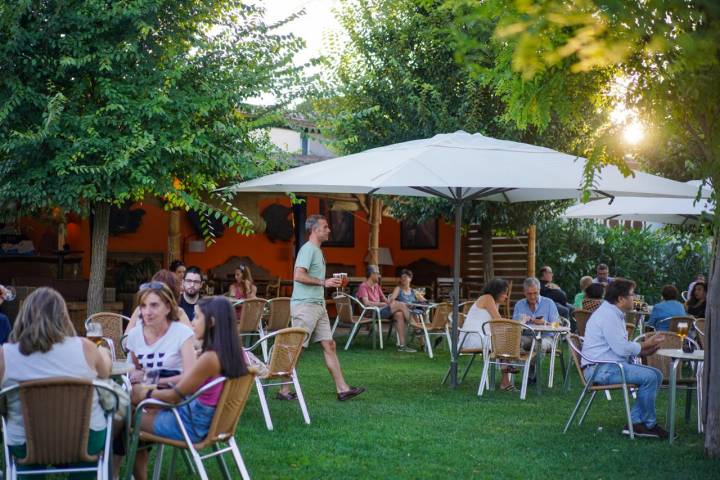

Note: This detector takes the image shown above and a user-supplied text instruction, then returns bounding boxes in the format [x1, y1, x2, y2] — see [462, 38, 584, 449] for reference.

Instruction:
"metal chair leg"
[578, 390, 597, 425]
[293, 369, 311, 425]
[460, 355, 477, 383]
[478, 358, 491, 396]
[564, 382, 592, 433]
[255, 378, 274, 431]
[229, 437, 251, 480]
[166, 447, 178, 480]
[621, 386, 635, 440]
[152, 445, 165, 480]
[344, 322, 362, 350]
[213, 444, 232, 480]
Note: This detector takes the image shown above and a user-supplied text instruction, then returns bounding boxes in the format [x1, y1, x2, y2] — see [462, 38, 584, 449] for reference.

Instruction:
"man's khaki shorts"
[291, 302, 334, 348]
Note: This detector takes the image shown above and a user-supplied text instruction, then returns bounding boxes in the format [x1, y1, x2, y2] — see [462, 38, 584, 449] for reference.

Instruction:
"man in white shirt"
[581, 278, 667, 438]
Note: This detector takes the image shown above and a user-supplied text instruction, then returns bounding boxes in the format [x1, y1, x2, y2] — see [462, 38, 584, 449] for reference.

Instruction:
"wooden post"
[527, 224, 536, 278]
[168, 210, 182, 266]
[368, 197, 382, 266]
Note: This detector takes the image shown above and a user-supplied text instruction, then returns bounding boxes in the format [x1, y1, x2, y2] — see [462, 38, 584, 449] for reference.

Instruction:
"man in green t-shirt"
[278, 214, 365, 402]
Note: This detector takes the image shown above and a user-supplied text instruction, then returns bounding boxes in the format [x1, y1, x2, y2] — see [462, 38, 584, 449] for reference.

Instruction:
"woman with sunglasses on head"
[125, 282, 196, 480]
[228, 264, 257, 301]
[131, 296, 248, 479]
[124, 269, 192, 333]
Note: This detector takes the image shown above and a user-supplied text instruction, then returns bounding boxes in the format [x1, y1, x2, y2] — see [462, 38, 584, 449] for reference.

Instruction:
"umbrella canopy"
[563, 196, 715, 225]
[228, 131, 705, 201]
[226, 131, 706, 387]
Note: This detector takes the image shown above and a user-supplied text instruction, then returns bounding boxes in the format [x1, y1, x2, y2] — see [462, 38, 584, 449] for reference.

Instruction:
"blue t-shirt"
[647, 300, 686, 331]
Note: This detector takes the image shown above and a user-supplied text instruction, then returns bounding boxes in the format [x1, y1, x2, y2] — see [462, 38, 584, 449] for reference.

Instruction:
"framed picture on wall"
[401, 219, 438, 249]
[319, 200, 354, 247]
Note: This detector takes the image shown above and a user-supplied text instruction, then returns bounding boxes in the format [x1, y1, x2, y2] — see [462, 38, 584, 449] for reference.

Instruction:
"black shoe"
[622, 423, 660, 438]
[528, 376, 537, 385]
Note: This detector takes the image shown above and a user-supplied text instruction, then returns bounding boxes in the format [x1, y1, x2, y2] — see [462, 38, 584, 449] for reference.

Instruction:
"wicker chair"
[85, 312, 131, 361]
[245, 328, 310, 431]
[408, 302, 452, 359]
[441, 312, 486, 385]
[265, 297, 291, 332]
[563, 334, 639, 438]
[626, 323, 638, 340]
[126, 373, 257, 480]
[265, 277, 282, 298]
[331, 294, 383, 350]
[574, 309, 592, 337]
[478, 319, 536, 400]
[668, 316, 695, 334]
[1, 377, 121, 479]
[235, 298, 268, 359]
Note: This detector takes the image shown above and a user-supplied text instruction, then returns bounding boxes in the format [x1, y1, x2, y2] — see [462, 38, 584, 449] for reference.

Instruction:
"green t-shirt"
[573, 292, 585, 308]
[291, 241, 326, 304]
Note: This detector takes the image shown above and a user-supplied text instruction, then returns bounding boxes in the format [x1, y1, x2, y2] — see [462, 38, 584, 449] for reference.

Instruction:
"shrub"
[536, 219, 710, 304]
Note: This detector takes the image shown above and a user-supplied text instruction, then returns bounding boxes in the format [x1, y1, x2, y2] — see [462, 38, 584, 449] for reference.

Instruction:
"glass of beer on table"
[676, 321, 689, 340]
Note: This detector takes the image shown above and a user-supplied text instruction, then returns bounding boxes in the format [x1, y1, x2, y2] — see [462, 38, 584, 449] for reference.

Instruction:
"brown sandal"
[275, 391, 297, 401]
[337, 386, 366, 401]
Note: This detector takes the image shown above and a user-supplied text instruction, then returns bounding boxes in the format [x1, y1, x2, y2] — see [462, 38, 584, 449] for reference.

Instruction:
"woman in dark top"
[686, 281, 707, 318]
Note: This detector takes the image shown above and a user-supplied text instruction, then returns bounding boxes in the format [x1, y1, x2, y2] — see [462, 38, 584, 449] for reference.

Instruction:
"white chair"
[245, 328, 310, 431]
[1, 378, 121, 480]
[234, 298, 268, 360]
[563, 334, 638, 438]
[478, 319, 536, 400]
[441, 312, 487, 384]
[125, 374, 257, 480]
[331, 294, 385, 350]
[409, 302, 452, 359]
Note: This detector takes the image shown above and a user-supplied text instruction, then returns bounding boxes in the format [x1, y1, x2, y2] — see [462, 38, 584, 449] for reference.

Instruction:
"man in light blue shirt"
[513, 277, 560, 352]
[581, 278, 667, 438]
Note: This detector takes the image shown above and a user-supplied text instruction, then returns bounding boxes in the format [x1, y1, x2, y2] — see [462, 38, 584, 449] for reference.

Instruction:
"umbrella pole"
[449, 200, 463, 388]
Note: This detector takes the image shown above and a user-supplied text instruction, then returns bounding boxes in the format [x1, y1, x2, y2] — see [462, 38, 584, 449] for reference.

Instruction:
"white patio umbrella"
[563, 196, 714, 224]
[226, 131, 706, 386]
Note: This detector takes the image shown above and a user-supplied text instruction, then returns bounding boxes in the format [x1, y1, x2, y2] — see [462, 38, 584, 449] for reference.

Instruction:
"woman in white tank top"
[0, 288, 112, 462]
[459, 278, 516, 391]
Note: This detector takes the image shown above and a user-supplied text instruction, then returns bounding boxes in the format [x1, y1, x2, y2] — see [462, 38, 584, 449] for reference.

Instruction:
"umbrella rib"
[593, 189, 616, 204]
[411, 186, 454, 200]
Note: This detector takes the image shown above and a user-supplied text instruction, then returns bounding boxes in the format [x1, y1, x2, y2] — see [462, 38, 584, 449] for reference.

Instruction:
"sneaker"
[621, 423, 658, 438]
[397, 345, 417, 353]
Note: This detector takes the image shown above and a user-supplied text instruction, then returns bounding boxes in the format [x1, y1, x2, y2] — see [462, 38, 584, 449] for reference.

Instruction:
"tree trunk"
[704, 231, 720, 457]
[86, 202, 110, 316]
[167, 209, 182, 267]
[481, 220, 494, 284]
[367, 197, 382, 266]
[527, 225, 536, 278]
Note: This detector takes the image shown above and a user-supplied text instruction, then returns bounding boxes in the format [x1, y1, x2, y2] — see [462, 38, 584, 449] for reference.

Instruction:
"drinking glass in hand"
[86, 322, 104, 347]
[333, 273, 343, 295]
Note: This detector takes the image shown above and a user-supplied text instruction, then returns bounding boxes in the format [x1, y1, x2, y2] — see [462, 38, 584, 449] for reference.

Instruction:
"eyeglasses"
[184, 279, 203, 285]
[139, 281, 165, 291]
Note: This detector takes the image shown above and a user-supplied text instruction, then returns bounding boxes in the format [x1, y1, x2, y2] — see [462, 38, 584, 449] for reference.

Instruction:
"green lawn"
[157, 339, 718, 479]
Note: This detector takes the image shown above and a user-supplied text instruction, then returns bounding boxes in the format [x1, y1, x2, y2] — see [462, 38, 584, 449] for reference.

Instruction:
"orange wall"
[20, 197, 455, 280]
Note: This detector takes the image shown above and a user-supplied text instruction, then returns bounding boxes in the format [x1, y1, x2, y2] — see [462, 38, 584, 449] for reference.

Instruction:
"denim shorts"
[154, 399, 216, 443]
[379, 305, 393, 319]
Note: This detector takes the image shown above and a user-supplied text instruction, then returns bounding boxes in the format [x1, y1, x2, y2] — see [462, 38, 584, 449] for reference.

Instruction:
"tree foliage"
[0, 0, 306, 230]
[314, 0, 581, 236]
[537, 218, 710, 304]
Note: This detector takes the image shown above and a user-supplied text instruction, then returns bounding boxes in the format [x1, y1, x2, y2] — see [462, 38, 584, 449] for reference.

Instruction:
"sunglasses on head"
[139, 281, 166, 291]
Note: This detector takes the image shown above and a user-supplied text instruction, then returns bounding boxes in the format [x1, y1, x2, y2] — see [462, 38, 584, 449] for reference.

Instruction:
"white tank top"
[1, 337, 106, 446]
[460, 304, 493, 350]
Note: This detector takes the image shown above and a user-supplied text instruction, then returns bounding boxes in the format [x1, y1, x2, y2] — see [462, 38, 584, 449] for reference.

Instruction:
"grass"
[153, 337, 718, 479]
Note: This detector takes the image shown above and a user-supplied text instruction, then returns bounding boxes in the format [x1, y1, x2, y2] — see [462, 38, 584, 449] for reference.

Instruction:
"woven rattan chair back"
[566, 334, 587, 387]
[430, 303, 453, 329]
[266, 328, 309, 378]
[266, 297, 291, 332]
[636, 332, 699, 382]
[334, 295, 355, 323]
[204, 372, 256, 444]
[574, 310, 592, 337]
[265, 277, 282, 298]
[487, 319, 522, 359]
[625, 310, 641, 329]
[18, 378, 96, 465]
[86, 312, 127, 360]
[238, 299, 267, 333]
[668, 316, 695, 333]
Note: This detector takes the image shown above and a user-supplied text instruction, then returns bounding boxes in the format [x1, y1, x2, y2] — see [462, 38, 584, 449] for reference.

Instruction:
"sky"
[263, 0, 343, 67]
